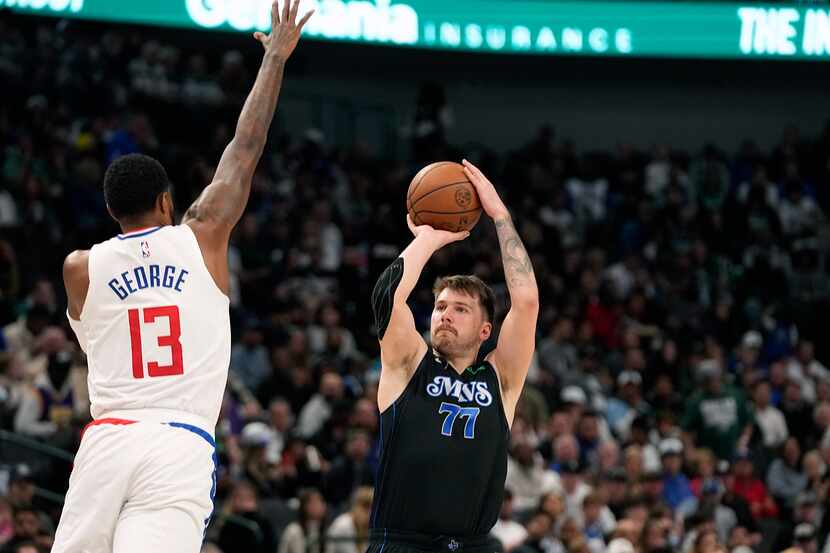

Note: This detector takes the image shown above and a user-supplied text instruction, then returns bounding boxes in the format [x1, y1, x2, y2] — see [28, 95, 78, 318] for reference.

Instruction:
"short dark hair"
[103, 154, 170, 220]
[432, 275, 495, 322]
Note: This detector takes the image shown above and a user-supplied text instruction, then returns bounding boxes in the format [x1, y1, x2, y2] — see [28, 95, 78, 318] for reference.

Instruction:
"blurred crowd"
[2, 10, 830, 553]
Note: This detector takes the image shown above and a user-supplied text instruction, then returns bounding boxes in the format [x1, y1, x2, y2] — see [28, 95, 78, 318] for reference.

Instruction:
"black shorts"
[367, 529, 502, 553]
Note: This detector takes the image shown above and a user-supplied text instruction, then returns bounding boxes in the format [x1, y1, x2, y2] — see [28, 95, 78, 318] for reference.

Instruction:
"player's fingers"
[282, 0, 291, 26]
[462, 166, 480, 185]
[253, 31, 265, 43]
[289, 0, 300, 24]
[462, 159, 484, 179]
[449, 230, 471, 242]
[271, 0, 280, 24]
[406, 214, 418, 235]
[297, 9, 314, 30]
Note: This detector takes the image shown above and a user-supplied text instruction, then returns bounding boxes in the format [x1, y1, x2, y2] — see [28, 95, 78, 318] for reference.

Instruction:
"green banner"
[4, 0, 830, 60]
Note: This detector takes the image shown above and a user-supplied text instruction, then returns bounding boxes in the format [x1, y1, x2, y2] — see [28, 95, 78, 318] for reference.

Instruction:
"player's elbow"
[512, 292, 539, 313]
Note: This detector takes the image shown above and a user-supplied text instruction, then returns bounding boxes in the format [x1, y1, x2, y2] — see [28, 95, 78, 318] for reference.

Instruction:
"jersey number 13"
[127, 306, 183, 379]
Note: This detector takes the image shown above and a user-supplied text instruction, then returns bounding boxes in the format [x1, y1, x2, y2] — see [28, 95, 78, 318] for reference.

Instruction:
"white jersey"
[67, 224, 230, 429]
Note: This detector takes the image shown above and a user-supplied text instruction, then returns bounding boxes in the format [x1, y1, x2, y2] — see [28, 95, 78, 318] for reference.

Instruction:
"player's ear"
[480, 321, 492, 341]
[159, 190, 174, 220]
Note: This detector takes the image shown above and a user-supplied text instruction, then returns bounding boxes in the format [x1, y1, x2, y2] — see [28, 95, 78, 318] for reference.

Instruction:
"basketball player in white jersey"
[51, 2, 312, 552]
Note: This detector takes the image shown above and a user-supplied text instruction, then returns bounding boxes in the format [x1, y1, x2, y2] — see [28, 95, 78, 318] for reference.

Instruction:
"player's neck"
[441, 350, 479, 376]
[119, 215, 168, 234]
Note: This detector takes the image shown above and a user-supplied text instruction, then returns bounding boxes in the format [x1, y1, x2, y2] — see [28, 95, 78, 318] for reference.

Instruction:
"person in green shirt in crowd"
[681, 360, 754, 460]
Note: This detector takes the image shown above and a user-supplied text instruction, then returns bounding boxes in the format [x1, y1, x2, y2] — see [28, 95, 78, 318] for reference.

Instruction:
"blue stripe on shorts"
[165, 422, 218, 534]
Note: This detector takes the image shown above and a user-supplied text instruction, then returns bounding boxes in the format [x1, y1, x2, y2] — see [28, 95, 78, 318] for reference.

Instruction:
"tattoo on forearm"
[495, 218, 536, 288]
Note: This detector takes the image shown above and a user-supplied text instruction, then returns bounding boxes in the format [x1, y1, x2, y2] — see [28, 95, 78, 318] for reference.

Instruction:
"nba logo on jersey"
[140, 241, 151, 258]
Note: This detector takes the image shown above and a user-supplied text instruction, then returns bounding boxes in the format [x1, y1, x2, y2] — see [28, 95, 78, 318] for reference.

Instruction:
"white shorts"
[52, 410, 216, 553]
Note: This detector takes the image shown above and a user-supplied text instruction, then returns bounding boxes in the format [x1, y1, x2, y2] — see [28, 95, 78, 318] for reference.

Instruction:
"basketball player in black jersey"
[368, 159, 539, 553]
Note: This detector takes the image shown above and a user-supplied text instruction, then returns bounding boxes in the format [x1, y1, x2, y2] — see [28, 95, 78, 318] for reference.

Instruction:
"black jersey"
[369, 350, 510, 537]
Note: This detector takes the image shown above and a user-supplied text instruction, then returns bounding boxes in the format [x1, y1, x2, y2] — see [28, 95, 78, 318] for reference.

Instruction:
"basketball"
[406, 161, 482, 233]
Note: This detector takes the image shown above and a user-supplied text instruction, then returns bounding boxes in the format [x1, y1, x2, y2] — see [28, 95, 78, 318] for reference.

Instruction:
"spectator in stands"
[14, 327, 85, 442]
[322, 429, 374, 509]
[6, 465, 35, 510]
[1, 305, 51, 365]
[278, 488, 328, 553]
[505, 433, 560, 515]
[325, 486, 372, 553]
[229, 317, 271, 394]
[750, 379, 788, 449]
[607, 370, 650, 440]
[766, 436, 808, 513]
[490, 489, 527, 553]
[216, 479, 275, 553]
[659, 438, 696, 515]
[512, 511, 555, 553]
[728, 452, 778, 521]
[296, 372, 344, 439]
[682, 361, 752, 461]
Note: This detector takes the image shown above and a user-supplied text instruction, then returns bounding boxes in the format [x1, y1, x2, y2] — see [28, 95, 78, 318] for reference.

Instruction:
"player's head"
[430, 275, 494, 359]
[103, 153, 174, 227]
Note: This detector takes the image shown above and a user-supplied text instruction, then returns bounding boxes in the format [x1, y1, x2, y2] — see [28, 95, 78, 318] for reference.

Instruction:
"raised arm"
[183, 0, 312, 292]
[463, 160, 539, 418]
[372, 216, 468, 411]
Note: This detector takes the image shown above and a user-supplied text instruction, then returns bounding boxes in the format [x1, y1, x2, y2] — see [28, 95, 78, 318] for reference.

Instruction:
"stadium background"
[1, 1, 830, 553]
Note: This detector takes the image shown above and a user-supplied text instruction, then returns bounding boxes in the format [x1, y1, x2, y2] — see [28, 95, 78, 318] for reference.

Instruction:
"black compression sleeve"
[371, 257, 404, 340]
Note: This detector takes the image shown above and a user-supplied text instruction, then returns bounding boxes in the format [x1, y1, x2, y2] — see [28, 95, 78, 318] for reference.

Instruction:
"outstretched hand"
[253, 0, 314, 59]
[462, 159, 510, 220]
[407, 214, 469, 248]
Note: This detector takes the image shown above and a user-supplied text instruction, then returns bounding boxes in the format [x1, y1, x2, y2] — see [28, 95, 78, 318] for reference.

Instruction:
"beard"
[432, 330, 480, 358]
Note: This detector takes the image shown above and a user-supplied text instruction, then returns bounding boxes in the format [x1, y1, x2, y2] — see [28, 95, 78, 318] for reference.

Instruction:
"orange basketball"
[406, 161, 482, 233]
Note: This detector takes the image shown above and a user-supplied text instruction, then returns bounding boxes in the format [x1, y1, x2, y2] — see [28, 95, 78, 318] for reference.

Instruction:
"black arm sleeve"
[371, 257, 404, 340]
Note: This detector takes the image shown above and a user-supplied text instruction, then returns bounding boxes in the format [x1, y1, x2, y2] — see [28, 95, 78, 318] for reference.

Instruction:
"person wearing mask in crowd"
[13, 327, 84, 442]
[216, 479, 276, 553]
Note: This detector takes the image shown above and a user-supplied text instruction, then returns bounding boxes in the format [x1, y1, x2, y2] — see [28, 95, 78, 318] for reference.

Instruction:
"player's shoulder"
[63, 249, 90, 274]
[63, 250, 90, 298]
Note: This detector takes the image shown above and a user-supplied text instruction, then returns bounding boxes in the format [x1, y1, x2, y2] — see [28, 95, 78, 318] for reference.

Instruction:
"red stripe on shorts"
[81, 418, 137, 440]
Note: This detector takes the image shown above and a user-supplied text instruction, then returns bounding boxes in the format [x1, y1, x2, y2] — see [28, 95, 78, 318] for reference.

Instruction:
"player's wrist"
[262, 49, 288, 64]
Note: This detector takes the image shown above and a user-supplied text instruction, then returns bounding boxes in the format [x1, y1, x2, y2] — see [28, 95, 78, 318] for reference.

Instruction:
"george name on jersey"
[426, 376, 492, 407]
[107, 264, 189, 301]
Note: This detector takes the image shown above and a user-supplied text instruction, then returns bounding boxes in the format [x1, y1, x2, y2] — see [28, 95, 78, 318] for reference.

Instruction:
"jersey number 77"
[128, 306, 184, 378]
